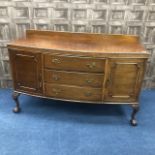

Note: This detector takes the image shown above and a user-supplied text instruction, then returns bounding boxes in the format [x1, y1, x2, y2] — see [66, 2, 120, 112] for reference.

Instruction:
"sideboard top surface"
[8, 30, 149, 55]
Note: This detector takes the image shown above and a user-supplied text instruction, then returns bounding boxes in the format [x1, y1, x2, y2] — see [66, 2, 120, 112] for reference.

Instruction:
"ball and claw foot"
[130, 119, 137, 126]
[130, 104, 139, 127]
[12, 92, 21, 113]
[13, 107, 21, 113]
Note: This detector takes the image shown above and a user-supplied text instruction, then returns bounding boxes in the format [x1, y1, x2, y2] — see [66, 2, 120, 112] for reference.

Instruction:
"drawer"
[44, 69, 104, 88]
[44, 54, 105, 73]
[44, 84, 102, 102]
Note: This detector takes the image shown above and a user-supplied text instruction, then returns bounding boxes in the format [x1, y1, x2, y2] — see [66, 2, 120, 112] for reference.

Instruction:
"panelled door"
[9, 50, 42, 94]
[104, 58, 146, 102]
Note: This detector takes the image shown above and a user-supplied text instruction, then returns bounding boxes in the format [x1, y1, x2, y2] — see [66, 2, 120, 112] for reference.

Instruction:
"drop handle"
[84, 92, 92, 97]
[86, 62, 96, 69]
[52, 58, 61, 64]
[52, 74, 60, 81]
[52, 88, 62, 95]
[86, 79, 93, 84]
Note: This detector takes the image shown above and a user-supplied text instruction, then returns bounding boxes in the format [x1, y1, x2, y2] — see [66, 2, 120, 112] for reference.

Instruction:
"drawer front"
[44, 69, 104, 88]
[44, 54, 105, 73]
[44, 84, 102, 101]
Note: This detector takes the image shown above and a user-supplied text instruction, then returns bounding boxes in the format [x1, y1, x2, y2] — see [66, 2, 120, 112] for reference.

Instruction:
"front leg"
[130, 104, 139, 126]
[12, 91, 21, 113]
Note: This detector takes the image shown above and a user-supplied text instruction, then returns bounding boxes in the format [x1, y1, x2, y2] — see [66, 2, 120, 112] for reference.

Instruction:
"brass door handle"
[52, 58, 61, 64]
[106, 77, 112, 88]
[86, 62, 96, 69]
[39, 81, 42, 88]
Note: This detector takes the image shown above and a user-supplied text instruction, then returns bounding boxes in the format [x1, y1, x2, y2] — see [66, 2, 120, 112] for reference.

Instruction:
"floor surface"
[0, 89, 155, 155]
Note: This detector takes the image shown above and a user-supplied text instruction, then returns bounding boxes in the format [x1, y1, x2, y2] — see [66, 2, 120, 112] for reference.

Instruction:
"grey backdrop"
[0, 0, 155, 88]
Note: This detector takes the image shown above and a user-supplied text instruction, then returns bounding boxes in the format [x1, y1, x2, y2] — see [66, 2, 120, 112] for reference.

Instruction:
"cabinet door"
[9, 50, 42, 94]
[104, 59, 146, 102]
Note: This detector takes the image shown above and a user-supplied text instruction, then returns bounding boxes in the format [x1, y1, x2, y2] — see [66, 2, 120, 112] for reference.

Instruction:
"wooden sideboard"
[8, 30, 149, 126]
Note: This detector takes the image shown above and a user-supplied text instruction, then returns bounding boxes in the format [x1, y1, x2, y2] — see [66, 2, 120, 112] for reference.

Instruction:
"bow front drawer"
[44, 69, 104, 88]
[44, 84, 102, 102]
[44, 54, 105, 73]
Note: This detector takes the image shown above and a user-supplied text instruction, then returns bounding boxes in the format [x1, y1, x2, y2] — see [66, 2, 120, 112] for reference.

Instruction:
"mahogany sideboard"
[7, 30, 149, 126]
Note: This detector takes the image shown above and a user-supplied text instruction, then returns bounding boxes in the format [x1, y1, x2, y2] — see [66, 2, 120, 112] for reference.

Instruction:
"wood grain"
[44, 83, 102, 102]
[44, 54, 105, 73]
[8, 30, 149, 104]
[44, 69, 104, 88]
[7, 30, 147, 54]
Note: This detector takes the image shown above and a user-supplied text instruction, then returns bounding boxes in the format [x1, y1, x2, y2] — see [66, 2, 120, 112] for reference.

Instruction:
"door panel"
[9, 50, 42, 94]
[104, 59, 145, 102]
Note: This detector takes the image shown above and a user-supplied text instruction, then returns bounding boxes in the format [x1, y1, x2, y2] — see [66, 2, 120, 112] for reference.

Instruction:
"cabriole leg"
[130, 104, 139, 126]
[12, 91, 21, 113]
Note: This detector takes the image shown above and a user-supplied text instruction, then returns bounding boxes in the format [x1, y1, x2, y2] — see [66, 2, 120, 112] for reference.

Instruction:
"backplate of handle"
[52, 58, 61, 64]
[86, 62, 96, 69]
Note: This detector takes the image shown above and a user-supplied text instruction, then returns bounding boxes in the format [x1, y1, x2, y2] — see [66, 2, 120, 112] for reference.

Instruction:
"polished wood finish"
[9, 30, 146, 53]
[44, 54, 105, 73]
[8, 30, 149, 126]
[45, 84, 102, 101]
[105, 58, 146, 102]
[44, 70, 103, 88]
[9, 50, 42, 94]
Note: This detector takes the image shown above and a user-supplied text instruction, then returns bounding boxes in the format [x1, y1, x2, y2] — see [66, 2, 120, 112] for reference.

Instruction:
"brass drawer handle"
[52, 74, 60, 81]
[85, 92, 92, 97]
[86, 79, 93, 84]
[52, 88, 62, 95]
[86, 62, 96, 69]
[52, 58, 61, 64]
